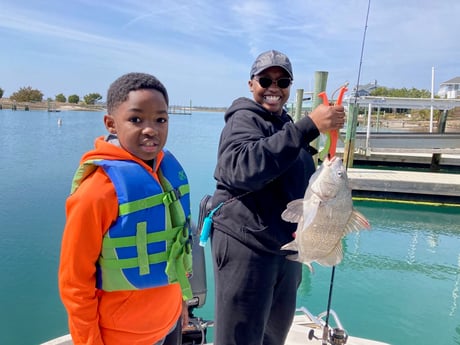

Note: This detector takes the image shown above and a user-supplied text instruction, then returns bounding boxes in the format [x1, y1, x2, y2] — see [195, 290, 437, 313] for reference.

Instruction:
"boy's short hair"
[107, 72, 169, 114]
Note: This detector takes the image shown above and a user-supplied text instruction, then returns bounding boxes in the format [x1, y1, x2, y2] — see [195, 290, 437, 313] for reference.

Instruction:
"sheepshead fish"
[281, 156, 370, 271]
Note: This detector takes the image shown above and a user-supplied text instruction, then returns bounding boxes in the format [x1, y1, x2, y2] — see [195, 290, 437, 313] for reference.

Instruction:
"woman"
[210, 50, 345, 345]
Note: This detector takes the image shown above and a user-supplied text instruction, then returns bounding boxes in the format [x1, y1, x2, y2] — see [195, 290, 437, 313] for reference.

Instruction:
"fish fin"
[281, 240, 299, 252]
[281, 199, 305, 223]
[284, 253, 315, 274]
[302, 199, 320, 228]
[317, 242, 344, 267]
[285, 253, 299, 261]
[344, 209, 371, 234]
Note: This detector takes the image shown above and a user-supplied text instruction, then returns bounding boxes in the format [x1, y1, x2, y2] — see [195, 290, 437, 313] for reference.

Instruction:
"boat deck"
[285, 314, 389, 345]
[41, 313, 391, 345]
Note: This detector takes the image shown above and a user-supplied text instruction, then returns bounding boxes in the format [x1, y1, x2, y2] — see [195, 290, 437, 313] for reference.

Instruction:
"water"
[0, 110, 459, 345]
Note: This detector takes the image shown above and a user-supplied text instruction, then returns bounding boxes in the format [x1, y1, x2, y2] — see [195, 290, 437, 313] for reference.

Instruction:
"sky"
[0, 0, 458, 107]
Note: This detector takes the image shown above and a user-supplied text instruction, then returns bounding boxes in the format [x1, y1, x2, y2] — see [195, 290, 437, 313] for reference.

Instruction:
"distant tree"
[10, 86, 43, 102]
[370, 87, 431, 98]
[55, 93, 66, 103]
[0, 87, 4, 98]
[68, 94, 80, 104]
[83, 93, 102, 105]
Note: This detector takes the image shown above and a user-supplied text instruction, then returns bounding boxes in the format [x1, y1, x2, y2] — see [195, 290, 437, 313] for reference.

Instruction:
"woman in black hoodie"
[210, 50, 345, 345]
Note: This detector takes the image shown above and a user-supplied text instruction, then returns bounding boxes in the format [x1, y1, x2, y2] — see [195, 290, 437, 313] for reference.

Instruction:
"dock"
[343, 151, 460, 171]
[169, 104, 192, 115]
[336, 132, 460, 169]
[330, 131, 460, 204]
[348, 168, 460, 205]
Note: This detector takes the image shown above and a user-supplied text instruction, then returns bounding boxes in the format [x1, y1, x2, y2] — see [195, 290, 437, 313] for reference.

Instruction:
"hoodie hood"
[80, 135, 163, 172]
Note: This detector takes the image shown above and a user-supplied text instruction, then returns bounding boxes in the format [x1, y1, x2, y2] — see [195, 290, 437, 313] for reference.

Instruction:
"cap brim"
[252, 65, 293, 79]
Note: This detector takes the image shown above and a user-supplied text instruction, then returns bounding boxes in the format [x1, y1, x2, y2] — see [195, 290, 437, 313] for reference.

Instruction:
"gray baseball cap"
[250, 50, 293, 79]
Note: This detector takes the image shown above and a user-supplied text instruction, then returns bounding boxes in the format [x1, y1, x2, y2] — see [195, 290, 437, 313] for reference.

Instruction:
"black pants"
[211, 230, 302, 345]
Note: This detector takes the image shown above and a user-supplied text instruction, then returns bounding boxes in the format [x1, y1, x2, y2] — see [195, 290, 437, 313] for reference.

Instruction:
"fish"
[281, 156, 370, 272]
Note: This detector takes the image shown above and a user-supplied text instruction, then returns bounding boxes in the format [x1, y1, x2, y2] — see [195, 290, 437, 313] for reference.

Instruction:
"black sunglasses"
[255, 77, 292, 89]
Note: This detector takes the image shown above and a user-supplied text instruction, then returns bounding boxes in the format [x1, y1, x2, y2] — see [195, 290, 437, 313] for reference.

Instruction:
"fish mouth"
[325, 155, 342, 166]
[323, 155, 337, 166]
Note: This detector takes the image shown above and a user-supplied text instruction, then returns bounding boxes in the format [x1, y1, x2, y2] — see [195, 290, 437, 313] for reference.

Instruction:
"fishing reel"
[308, 326, 348, 345]
[182, 315, 214, 345]
[329, 327, 348, 345]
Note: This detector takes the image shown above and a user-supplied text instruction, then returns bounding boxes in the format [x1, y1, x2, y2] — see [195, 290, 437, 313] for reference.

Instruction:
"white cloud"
[0, 0, 458, 106]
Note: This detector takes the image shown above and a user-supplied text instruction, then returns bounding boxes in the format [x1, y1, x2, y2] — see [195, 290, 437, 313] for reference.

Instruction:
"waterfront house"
[352, 80, 379, 97]
[437, 77, 460, 99]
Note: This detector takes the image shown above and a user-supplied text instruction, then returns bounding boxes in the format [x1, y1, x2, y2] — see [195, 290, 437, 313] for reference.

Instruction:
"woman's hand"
[308, 104, 346, 133]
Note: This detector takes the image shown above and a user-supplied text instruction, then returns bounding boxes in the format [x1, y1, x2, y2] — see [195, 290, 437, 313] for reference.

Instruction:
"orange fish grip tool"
[317, 83, 348, 160]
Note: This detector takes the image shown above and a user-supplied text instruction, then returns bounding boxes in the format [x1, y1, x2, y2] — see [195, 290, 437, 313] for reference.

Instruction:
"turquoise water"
[0, 110, 459, 345]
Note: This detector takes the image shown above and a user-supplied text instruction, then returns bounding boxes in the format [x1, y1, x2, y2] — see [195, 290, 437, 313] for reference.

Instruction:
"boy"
[59, 72, 192, 345]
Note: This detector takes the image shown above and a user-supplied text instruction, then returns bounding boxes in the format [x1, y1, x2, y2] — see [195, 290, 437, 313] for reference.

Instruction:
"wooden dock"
[348, 168, 460, 205]
[169, 105, 192, 115]
[335, 132, 460, 170]
[330, 132, 460, 205]
[338, 151, 460, 170]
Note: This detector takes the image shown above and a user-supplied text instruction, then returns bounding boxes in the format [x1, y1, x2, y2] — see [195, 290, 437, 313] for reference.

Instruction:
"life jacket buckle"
[163, 188, 181, 205]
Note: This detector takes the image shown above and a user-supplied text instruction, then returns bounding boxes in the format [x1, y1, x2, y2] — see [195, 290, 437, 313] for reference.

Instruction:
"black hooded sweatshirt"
[211, 97, 320, 255]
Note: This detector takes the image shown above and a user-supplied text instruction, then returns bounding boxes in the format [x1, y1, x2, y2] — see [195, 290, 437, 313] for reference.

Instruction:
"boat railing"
[295, 307, 349, 345]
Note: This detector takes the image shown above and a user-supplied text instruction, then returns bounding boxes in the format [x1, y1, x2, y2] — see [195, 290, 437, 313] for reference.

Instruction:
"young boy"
[59, 72, 192, 345]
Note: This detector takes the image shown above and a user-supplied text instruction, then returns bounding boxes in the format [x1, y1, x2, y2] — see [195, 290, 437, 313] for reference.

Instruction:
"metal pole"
[430, 67, 435, 133]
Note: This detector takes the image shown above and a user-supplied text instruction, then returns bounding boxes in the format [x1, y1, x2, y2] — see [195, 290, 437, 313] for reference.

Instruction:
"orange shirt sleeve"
[58, 168, 117, 345]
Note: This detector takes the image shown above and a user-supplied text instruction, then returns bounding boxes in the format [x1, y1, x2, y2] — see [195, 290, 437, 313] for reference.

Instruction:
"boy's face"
[248, 66, 291, 115]
[104, 89, 169, 161]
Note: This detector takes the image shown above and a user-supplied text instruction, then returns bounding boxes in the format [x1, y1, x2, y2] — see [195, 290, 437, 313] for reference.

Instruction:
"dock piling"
[294, 89, 304, 122]
[312, 71, 328, 166]
[430, 109, 449, 171]
[343, 102, 359, 169]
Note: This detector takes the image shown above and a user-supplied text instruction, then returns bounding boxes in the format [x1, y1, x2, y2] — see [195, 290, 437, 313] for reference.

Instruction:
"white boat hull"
[41, 308, 390, 345]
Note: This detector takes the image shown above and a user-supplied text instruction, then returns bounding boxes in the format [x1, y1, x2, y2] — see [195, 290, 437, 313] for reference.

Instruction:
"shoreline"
[1, 98, 459, 131]
[0, 99, 225, 113]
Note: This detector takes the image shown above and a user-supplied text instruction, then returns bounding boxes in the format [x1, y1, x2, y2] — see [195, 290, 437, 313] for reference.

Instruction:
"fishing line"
[344, 0, 372, 167]
[322, 1, 372, 343]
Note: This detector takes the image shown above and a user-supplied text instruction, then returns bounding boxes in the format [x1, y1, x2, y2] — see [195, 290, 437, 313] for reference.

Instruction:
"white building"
[437, 77, 460, 99]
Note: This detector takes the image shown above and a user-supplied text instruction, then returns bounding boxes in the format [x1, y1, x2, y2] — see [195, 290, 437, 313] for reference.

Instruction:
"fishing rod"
[343, 0, 372, 170]
[320, 1, 372, 344]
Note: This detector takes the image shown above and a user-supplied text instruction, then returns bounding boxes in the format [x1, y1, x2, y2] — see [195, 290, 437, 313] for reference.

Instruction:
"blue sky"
[0, 0, 458, 107]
